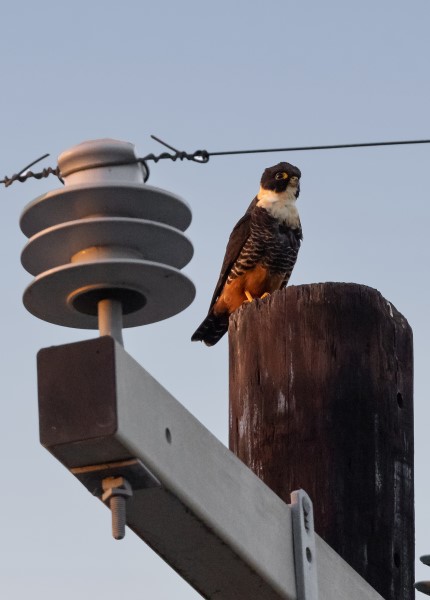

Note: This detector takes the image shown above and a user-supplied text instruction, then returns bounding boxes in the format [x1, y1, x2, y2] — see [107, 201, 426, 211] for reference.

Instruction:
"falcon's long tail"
[191, 311, 230, 346]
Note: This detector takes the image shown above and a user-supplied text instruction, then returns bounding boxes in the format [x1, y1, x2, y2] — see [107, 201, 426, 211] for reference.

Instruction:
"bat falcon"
[191, 161, 302, 346]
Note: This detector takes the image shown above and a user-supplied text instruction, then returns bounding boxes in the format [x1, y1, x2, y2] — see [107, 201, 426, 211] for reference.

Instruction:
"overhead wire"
[2, 136, 430, 188]
[207, 138, 430, 156]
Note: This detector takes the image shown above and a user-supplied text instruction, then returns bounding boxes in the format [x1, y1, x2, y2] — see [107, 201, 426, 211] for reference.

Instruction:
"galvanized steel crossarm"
[38, 337, 386, 600]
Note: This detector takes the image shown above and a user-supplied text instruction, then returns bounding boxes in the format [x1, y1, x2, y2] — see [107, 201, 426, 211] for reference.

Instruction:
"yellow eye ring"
[275, 172, 288, 180]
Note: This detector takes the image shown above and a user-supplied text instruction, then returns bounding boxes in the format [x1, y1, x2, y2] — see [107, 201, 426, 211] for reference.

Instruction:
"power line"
[2, 137, 430, 188]
[207, 138, 430, 156]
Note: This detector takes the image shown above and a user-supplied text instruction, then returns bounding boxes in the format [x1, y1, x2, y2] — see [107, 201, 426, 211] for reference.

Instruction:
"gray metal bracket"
[290, 490, 318, 600]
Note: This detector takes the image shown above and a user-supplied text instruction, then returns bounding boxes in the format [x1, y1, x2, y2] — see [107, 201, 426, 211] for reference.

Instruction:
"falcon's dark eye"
[275, 172, 288, 181]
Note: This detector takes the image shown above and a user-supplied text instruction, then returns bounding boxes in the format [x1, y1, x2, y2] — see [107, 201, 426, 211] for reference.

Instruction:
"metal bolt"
[101, 476, 133, 540]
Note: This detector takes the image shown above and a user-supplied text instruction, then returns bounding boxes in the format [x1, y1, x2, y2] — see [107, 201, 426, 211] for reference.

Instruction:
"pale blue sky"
[1, 1, 429, 598]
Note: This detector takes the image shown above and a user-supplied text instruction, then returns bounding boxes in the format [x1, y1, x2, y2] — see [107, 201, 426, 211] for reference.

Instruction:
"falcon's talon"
[260, 292, 270, 299]
[191, 161, 303, 346]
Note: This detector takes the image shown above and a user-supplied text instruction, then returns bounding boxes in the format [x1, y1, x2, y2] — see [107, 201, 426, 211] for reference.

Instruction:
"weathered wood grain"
[229, 283, 414, 600]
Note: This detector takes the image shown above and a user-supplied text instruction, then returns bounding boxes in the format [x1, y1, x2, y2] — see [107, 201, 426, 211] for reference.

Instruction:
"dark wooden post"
[229, 283, 413, 600]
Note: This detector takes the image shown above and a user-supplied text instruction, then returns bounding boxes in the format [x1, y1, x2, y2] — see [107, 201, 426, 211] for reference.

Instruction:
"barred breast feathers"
[256, 186, 301, 229]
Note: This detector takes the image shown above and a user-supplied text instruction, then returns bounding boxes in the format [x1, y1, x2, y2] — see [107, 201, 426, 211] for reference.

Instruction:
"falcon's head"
[260, 162, 301, 198]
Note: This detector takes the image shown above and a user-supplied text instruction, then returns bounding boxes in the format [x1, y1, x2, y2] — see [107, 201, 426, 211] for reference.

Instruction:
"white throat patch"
[256, 185, 300, 228]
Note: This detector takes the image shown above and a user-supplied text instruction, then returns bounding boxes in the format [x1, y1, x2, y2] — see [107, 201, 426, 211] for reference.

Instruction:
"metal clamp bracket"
[290, 489, 319, 600]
